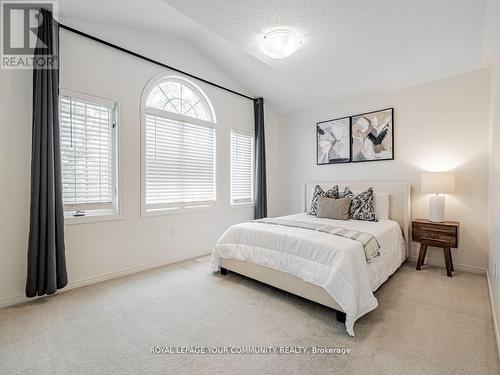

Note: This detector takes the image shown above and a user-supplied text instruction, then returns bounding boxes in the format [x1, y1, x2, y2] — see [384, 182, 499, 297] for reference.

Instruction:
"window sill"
[64, 210, 123, 225]
[230, 203, 255, 209]
[141, 205, 219, 218]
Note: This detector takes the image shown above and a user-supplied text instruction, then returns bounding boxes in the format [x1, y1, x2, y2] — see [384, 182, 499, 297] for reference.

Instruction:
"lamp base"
[429, 194, 445, 222]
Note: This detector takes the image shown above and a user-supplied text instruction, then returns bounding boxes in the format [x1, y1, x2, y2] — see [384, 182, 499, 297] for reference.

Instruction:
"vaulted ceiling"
[59, 0, 492, 114]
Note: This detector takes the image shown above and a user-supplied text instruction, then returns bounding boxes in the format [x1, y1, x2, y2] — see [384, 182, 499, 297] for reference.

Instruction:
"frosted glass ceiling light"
[261, 30, 301, 59]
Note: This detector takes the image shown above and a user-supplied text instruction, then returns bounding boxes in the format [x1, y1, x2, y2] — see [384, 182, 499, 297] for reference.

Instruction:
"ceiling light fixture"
[261, 29, 301, 59]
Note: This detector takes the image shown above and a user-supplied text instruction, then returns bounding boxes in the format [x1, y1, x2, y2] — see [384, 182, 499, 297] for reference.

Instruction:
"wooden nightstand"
[412, 219, 460, 277]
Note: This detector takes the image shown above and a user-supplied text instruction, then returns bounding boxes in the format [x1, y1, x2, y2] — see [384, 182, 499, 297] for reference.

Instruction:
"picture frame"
[316, 116, 351, 165]
[350, 108, 394, 163]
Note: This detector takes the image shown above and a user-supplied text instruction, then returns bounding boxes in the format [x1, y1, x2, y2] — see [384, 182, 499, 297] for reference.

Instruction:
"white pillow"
[373, 192, 389, 220]
[351, 190, 389, 220]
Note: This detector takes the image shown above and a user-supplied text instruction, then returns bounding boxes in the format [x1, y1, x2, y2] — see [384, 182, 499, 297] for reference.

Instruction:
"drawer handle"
[416, 227, 452, 233]
[421, 236, 452, 243]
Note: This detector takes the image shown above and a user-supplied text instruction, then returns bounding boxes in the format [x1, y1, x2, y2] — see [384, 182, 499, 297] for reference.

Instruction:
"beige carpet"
[0, 259, 499, 374]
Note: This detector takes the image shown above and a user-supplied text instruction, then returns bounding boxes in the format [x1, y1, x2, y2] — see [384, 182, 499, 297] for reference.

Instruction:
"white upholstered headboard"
[305, 182, 411, 257]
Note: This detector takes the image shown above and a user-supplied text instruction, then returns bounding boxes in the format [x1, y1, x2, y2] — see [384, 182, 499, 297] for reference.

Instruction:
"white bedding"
[211, 213, 405, 336]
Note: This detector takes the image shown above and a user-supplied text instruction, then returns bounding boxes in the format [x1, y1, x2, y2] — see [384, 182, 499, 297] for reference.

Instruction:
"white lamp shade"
[421, 172, 455, 194]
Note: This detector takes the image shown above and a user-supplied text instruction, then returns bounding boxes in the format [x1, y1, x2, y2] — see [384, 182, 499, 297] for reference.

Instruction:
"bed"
[211, 182, 411, 336]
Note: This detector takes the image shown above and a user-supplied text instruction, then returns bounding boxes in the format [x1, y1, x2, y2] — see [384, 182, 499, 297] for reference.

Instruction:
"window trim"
[140, 73, 217, 217]
[145, 106, 215, 129]
[60, 88, 123, 224]
[143, 75, 217, 123]
[230, 128, 255, 207]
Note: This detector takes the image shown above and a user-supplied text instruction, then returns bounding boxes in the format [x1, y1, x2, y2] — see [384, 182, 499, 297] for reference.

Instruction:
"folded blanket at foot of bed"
[254, 218, 380, 262]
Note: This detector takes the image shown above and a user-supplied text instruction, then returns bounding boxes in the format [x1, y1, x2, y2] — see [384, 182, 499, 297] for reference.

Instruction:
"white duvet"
[211, 213, 405, 336]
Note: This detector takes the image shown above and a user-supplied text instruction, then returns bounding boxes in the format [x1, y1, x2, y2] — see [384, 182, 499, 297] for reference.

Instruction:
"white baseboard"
[0, 249, 211, 309]
[409, 256, 486, 275]
[487, 271, 500, 361]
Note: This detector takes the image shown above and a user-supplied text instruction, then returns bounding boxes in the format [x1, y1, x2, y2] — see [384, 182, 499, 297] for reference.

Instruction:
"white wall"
[0, 69, 33, 304]
[488, 0, 500, 354]
[0, 19, 280, 306]
[278, 68, 491, 272]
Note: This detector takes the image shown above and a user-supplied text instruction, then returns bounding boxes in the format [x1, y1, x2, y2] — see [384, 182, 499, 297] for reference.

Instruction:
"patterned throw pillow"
[341, 187, 377, 221]
[339, 186, 354, 199]
[307, 185, 339, 215]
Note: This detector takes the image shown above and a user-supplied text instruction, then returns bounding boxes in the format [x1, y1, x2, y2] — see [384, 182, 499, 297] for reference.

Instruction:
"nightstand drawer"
[412, 222, 458, 248]
[413, 231, 456, 247]
[412, 222, 456, 234]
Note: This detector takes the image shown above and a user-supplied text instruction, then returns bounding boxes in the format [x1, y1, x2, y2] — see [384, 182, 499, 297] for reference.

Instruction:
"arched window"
[142, 76, 216, 213]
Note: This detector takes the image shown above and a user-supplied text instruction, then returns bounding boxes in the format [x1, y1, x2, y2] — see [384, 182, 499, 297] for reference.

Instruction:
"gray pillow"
[316, 196, 352, 220]
[307, 185, 339, 215]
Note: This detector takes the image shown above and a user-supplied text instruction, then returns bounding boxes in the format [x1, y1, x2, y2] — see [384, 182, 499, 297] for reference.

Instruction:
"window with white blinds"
[60, 94, 117, 214]
[143, 77, 216, 212]
[231, 130, 254, 205]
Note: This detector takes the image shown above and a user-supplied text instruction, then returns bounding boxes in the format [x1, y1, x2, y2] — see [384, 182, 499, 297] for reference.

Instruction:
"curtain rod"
[58, 23, 256, 102]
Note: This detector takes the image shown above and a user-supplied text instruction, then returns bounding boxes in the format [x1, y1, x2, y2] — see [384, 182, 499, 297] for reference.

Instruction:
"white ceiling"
[59, 0, 198, 36]
[58, 0, 491, 114]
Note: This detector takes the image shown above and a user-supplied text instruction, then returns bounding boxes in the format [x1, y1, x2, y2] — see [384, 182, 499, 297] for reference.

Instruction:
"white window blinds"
[60, 95, 116, 212]
[231, 130, 254, 205]
[145, 113, 216, 210]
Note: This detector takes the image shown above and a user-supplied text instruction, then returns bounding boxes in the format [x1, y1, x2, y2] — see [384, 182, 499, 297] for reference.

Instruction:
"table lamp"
[420, 172, 455, 222]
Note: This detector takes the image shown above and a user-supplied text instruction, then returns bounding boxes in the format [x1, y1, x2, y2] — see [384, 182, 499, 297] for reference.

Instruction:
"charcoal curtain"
[26, 9, 68, 297]
[254, 98, 267, 219]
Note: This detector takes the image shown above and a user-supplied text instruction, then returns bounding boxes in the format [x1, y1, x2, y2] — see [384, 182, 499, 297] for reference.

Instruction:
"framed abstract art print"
[351, 108, 394, 162]
[316, 116, 351, 165]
